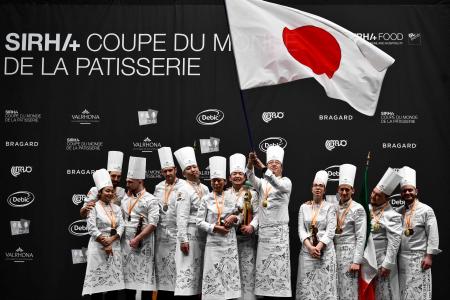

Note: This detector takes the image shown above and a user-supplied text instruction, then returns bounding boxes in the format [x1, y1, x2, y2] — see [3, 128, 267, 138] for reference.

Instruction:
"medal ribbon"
[127, 189, 146, 219]
[163, 179, 176, 207]
[213, 192, 225, 225]
[188, 181, 204, 199]
[100, 201, 116, 229]
[262, 182, 272, 206]
[232, 187, 244, 202]
[371, 202, 388, 225]
[310, 200, 324, 227]
[402, 200, 417, 230]
[337, 200, 353, 231]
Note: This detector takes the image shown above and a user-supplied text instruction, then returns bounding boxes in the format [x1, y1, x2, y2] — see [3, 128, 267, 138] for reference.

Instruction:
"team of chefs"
[80, 145, 440, 300]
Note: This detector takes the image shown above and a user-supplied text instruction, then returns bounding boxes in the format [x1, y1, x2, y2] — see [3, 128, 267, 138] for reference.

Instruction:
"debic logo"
[68, 220, 89, 236]
[196, 109, 224, 125]
[324, 165, 340, 181]
[7, 191, 35, 207]
[258, 137, 287, 152]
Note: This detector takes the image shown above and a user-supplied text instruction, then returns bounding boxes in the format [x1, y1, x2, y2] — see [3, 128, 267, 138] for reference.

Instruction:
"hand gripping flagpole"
[223, 1, 256, 152]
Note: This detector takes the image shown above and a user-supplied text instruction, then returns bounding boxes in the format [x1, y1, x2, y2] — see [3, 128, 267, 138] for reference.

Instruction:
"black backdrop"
[1, 1, 449, 300]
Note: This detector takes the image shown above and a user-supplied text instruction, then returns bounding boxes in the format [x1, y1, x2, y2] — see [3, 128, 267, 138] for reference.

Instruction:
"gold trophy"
[242, 189, 253, 226]
[135, 215, 144, 248]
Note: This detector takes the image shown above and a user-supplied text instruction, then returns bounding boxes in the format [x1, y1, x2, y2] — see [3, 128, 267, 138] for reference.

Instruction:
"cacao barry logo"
[282, 25, 341, 78]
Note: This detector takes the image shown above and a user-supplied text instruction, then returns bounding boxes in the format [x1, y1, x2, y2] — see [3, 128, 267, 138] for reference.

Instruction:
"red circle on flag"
[282, 25, 341, 79]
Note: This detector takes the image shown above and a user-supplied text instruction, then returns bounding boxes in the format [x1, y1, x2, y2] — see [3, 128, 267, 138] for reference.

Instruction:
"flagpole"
[223, 1, 256, 152]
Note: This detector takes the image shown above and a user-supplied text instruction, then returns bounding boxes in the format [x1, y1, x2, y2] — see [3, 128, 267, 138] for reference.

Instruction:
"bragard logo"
[319, 114, 353, 121]
[7, 191, 35, 207]
[324, 165, 340, 181]
[196, 109, 224, 125]
[259, 137, 287, 152]
[72, 194, 86, 205]
[68, 220, 89, 236]
[66, 169, 96, 175]
[71, 109, 100, 125]
[5, 141, 39, 147]
[325, 140, 348, 151]
[382, 143, 417, 149]
[11, 166, 32, 177]
[262, 112, 285, 123]
[4, 247, 34, 262]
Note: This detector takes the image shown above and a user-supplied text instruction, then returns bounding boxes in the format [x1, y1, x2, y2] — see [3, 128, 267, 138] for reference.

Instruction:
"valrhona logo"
[324, 165, 340, 181]
[71, 109, 100, 125]
[7, 191, 35, 207]
[132, 137, 161, 153]
[196, 109, 224, 125]
[11, 166, 32, 177]
[4, 247, 34, 262]
[68, 220, 89, 236]
[259, 137, 287, 152]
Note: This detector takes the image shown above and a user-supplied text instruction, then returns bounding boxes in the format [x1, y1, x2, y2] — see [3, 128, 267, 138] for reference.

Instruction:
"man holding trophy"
[228, 153, 259, 300]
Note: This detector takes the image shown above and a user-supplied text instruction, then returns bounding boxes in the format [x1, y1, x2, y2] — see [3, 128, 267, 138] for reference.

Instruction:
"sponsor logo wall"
[2, 4, 448, 300]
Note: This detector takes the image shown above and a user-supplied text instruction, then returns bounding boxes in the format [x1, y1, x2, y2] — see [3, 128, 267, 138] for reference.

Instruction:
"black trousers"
[156, 290, 193, 299]
[90, 291, 118, 300]
[124, 289, 153, 300]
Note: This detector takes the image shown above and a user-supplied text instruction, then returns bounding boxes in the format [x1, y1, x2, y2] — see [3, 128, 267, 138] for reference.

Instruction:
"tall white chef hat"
[126, 156, 146, 180]
[209, 156, 226, 180]
[158, 147, 175, 170]
[229, 153, 246, 174]
[266, 145, 284, 164]
[376, 167, 402, 196]
[398, 166, 416, 188]
[174, 146, 197, 171]
[313, 170, 329, 187]
[107, 151, 124, 173]
[339, 164, 357, 187]
[93, 168, 113, 190]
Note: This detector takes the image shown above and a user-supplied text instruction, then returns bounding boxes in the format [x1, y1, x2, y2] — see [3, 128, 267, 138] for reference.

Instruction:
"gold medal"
[404, 228, 414, 236]
[372, 222, 381, 232]
[262, 200, 268, 207]
[335, 227, 343, 234]
[163, 204, 168, 212]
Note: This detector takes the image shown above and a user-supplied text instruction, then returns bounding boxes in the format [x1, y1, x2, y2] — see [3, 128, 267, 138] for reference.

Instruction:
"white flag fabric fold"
[360, 232, 378, 298]
[225, 0, 395, 116]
